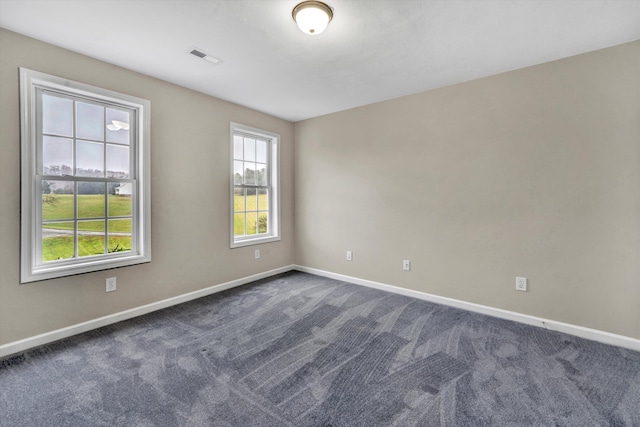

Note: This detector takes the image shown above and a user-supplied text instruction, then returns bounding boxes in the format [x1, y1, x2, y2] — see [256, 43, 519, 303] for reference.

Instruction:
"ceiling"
[1, 0, 639, 122]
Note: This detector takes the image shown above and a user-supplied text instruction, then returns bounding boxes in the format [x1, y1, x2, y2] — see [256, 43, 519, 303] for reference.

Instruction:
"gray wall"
[0, 29, 295, 345]
[294, 41, 640, 339]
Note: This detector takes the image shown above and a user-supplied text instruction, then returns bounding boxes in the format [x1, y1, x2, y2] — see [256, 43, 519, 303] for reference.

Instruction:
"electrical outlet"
[516, 277, 527, 292]
[255, 249, 260, 259]
[403, 260, 411, 271]
[346, 251, 353, 261]
[106, 277, 117, 292]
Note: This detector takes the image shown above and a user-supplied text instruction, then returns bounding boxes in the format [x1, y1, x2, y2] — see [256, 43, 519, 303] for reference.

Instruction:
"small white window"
[230, 123, 280, 248]
[20, 68, 151, 283]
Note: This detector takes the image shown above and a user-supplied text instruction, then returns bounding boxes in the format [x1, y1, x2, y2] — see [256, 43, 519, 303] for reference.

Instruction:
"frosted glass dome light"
[292, 1, 333, 35]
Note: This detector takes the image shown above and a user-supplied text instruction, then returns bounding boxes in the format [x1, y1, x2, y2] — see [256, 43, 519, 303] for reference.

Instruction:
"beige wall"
[294, 41, 640, 339]
[1, 28, 638, 347]
[0, 29, 295, 345]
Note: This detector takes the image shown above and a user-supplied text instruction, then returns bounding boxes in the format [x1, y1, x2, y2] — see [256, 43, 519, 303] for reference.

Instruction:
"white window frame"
[230, 122, 280, 248]
[20, 68, 151, 283]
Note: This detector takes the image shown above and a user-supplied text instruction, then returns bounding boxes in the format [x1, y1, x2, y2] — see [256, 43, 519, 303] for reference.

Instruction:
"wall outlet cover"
[106, 277, 117, 292]
[403, 260, 411, 271]
[516, 277, 527, 292]
[346, 251, 353, 261]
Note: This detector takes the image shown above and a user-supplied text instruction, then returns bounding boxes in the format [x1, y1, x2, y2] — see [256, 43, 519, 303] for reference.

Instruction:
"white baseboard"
[3, 264, 638, 358]
[293, 265, 640, 352]
[0, 265, 295, 358]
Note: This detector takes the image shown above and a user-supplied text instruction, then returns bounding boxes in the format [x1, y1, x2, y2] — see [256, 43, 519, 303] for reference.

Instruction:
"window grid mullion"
[72, 100, 79, 259]
[243, 186, 247, 236]
[74, 181, 79, 258]
[103, 106, 108, 256]
[104, 183, 108, 256]
[35, 90, 43, 266]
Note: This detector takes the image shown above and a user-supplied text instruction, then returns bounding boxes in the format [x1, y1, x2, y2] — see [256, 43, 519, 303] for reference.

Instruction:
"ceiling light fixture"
[292, 1, 333, 35]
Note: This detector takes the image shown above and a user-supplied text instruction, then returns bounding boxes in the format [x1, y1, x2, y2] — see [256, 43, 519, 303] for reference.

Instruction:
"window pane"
[234, 135, 244, 160]
[257, 188, 268, 211]
[244, 162, 256, 185]
[76, 101, 104, 141]
[244, 138, 256, 162]
[257, 212, 268, 234]
[234, 187, 245, 213]
[42, 181, 74, 220]
[246, 187, 257, 210]
[42, 136, 73, 175]
[106, 108, 130, 145]
[42, 94, 73, 137]
[246, 212, 257, 235]
[106, 144, 129, 178]
[108, 219, 131, 253]
[78, 182, 105, 218]
[234, 213, 245, 236]
[256, 139, 267, 163]
[256, 163, 267, 186]
[42, 221, 74, 261]
[78, 220, 105, 257]
[230, 124, 279, 248]
[108, 192, 132, 217]
[76, 140, 104, 177]
[22, 68, 151, 283]
[234, 161, 244, 185]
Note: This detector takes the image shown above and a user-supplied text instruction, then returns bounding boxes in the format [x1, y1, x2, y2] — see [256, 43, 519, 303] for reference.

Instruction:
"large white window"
[20, 68, 151, 283]
[231, 123, 280, 248]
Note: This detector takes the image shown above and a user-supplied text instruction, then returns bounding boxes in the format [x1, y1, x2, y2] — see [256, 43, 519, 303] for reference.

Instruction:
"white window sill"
[231, 235, 281, 249]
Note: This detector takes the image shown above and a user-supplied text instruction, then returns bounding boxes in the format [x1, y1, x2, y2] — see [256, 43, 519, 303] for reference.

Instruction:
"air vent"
[189, 47, 222, 65]
[190, 49, 207, 58]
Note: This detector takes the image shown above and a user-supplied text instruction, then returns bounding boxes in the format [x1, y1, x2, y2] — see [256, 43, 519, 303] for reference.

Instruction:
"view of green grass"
[42, 192, 271, 260]
[43, 194, 131, 221]
[41, 194, 132, 261]
[43, 236, 74, 261]
[43, 235, 131, 261]
[234, 192, 268, 236]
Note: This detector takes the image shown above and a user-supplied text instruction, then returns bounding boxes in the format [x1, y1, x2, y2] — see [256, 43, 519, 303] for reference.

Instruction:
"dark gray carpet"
[1, 271, 639, 426]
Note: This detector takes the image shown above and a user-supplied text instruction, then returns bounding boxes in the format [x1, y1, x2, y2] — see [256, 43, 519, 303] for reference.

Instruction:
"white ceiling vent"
[189, 48, 222, 65]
